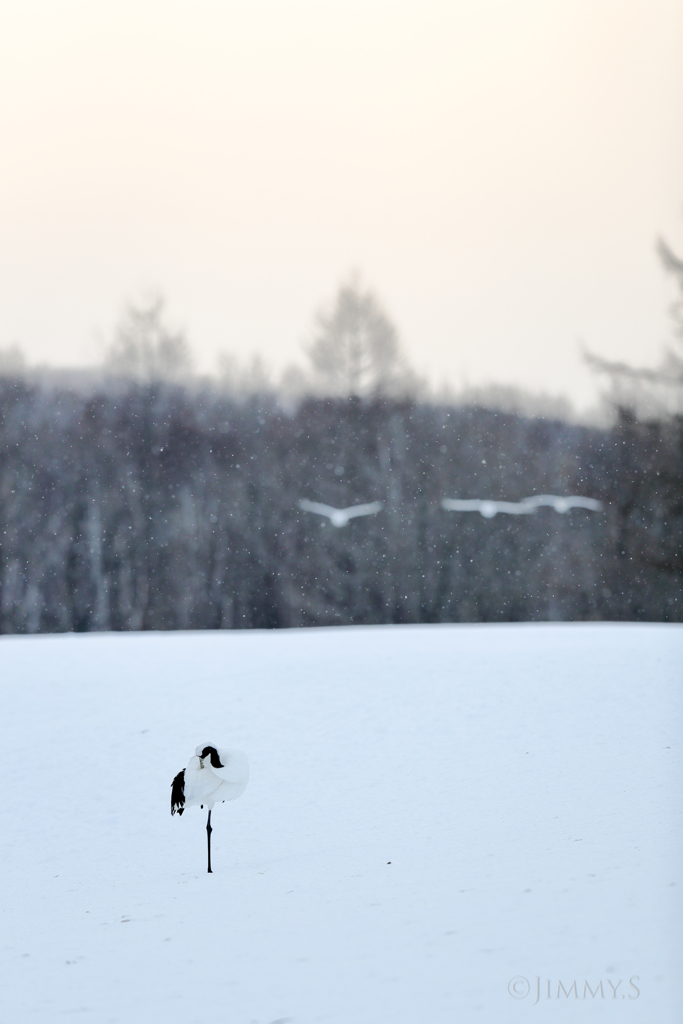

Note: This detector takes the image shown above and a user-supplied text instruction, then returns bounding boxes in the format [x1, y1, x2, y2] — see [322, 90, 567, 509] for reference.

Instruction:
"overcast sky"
[1, 0, 682, 408]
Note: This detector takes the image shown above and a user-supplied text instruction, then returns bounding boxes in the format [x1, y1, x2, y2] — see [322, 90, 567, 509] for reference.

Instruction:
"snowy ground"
[0, 623, 681, 1024]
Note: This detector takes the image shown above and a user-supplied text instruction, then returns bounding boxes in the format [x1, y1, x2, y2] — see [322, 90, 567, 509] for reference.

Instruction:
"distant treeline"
[0, 375, 680, 633]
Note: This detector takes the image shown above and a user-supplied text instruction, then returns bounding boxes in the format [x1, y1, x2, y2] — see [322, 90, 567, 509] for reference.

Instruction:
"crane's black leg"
[206, 809, 213, 873]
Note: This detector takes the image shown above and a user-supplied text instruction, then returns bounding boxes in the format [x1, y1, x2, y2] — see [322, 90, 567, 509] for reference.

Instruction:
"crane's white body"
[182, 746, 249, 811]
[298, 499, 383, 527]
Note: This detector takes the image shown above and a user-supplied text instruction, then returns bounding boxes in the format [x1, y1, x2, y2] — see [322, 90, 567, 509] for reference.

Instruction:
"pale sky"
[1, 0, 682, 408]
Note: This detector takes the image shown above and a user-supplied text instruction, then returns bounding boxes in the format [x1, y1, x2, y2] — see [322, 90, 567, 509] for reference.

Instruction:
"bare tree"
[656, 237, 683, 380]
[0, 344, 26, 376]
[105, 296, 193, 382]
[216, 353, 272, 396]
[307, 275, 417, 398]
[584, 237, 683, 416]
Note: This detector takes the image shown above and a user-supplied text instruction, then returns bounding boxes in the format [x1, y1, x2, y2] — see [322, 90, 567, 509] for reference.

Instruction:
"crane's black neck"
[200, 746, 224, 768]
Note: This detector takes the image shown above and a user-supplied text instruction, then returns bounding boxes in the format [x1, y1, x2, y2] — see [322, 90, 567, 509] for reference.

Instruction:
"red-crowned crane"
[298, 499, 383, 527]
[171, 743, 249, 873]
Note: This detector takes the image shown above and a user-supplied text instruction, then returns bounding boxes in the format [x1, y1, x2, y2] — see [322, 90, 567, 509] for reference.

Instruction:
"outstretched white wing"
[566, 496, 602, 511]
[521, 494, 602, 512]
[343, 501, 384, 520]
[298, 499, 339, 518]
[441, 499, 485, 512]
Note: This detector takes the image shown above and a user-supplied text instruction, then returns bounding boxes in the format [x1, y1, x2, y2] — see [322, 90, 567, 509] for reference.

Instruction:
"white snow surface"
[0, 623, 681, 1023]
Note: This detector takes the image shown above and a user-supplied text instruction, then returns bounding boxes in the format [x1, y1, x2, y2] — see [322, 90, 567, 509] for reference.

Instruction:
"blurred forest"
[0, 261, 681, 634]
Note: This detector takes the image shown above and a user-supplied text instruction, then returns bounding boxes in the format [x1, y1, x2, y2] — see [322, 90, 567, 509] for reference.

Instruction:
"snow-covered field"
[0, 624, 681, 1023]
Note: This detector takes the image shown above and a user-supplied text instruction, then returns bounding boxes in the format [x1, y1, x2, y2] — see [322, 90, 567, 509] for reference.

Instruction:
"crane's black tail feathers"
[171, 769, 186, 815]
